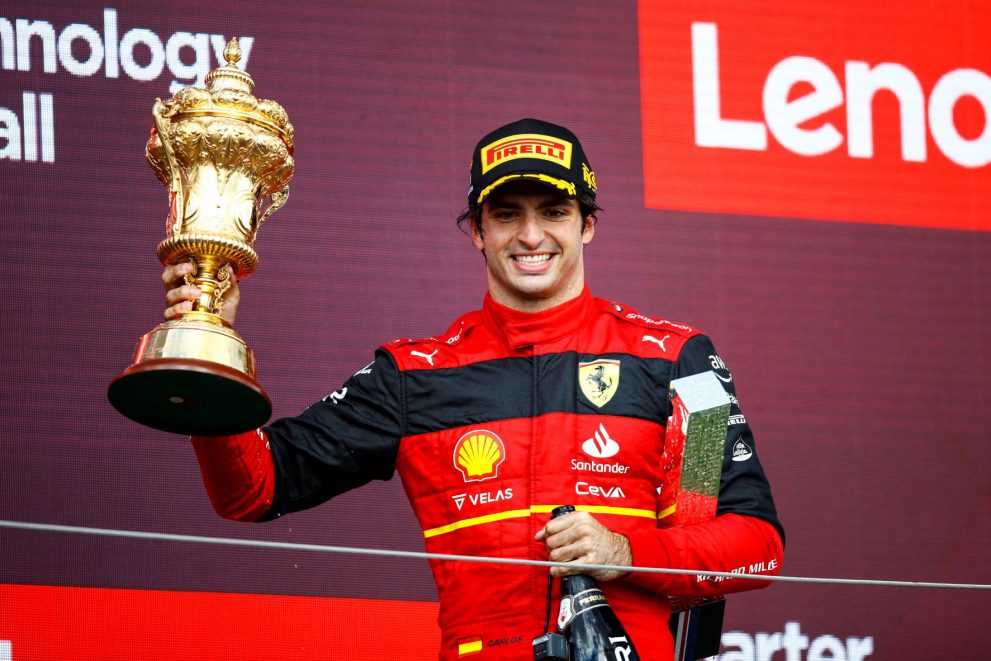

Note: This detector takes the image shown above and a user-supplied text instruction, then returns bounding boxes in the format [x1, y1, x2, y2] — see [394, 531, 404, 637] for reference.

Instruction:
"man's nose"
[516, 213, 545, 247]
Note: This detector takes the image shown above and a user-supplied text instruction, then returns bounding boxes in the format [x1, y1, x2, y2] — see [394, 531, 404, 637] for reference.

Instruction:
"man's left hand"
[535, 510, 632, 580]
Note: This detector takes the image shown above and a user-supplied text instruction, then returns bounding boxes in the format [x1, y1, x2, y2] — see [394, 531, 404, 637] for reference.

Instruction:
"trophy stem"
[191, 254, 230, 314]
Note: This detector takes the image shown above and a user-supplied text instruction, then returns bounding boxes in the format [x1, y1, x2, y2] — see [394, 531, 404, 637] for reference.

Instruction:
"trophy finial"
[205, 36, 254, 92]
[223, 38, 242, 68]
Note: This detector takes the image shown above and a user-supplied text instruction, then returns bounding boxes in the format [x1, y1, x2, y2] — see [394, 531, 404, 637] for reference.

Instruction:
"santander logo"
[582, 424, 620, 459]
[638, 1, 990, 231]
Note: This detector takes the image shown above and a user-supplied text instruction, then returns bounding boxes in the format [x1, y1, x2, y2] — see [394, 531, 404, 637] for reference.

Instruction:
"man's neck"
[486, 280, 587, 314]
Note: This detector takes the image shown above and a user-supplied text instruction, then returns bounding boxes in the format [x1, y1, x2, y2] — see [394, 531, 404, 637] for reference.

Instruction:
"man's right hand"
[162, 262, 240, 325]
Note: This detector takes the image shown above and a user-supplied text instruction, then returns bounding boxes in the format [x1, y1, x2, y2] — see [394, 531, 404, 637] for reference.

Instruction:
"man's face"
[472, 180, 595, 312]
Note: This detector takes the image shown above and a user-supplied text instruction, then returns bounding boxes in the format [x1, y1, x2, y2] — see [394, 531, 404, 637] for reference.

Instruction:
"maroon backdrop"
[1, 1, 988, 659]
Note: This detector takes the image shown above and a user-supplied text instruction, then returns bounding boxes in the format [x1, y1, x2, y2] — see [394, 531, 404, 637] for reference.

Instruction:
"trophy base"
[108, 313, 271, 435]
[109, 358, 271, 435]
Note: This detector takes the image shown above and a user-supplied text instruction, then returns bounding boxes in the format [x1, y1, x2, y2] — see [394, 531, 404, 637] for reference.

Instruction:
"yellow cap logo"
[480, 133, 573, 174]
[453, 430, 506, 482]
[582, 162, 597, 192]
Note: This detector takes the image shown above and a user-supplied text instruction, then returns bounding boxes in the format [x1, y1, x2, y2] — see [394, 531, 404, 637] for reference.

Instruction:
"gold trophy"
[109, 38, 294, 435]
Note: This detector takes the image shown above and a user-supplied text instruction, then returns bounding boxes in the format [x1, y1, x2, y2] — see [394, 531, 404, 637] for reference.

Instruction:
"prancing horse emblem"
[578, 359, 621, 407]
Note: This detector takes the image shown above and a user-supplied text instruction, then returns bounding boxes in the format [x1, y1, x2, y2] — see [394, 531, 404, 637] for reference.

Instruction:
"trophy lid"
[188, 36, 292, 148]
[146, 36, 294, 205]
[205, 38, 255, 93]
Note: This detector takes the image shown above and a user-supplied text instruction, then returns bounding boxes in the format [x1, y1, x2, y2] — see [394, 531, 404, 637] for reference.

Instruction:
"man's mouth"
[513, 254, 552, 265]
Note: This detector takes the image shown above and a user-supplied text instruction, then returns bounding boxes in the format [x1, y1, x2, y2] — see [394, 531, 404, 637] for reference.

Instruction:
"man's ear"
[582, 216, 596, 246]
[471, 222, 485, 252]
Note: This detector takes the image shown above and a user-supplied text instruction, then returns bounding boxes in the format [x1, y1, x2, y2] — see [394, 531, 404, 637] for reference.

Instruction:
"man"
[164, 118, 784, 660]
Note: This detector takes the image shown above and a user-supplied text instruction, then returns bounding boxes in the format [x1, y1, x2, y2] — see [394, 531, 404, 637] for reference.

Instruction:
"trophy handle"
[152, 98, 186, 237]
[257, 185, 290, 229]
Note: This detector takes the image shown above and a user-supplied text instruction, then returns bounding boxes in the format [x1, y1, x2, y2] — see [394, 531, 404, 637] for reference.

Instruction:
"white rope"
[2, 519, 988, 590]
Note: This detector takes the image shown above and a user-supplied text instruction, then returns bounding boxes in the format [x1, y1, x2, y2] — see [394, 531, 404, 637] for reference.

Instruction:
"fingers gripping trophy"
[108, 38, 294, 435]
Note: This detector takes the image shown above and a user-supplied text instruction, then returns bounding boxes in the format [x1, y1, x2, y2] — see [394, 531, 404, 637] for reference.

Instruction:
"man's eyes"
[489, 208, 571, 221]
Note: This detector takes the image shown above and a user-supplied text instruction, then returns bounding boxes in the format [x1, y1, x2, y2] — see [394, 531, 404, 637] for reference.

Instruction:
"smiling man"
[470, 181, 592, 310]
[168, 118, 784, 660]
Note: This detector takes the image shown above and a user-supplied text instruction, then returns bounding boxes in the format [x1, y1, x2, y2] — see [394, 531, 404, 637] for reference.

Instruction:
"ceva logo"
[638, 0, 990, 231]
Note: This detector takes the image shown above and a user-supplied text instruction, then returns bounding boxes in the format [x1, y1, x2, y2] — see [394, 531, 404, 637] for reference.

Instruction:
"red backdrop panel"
[640, 0, 991, 230]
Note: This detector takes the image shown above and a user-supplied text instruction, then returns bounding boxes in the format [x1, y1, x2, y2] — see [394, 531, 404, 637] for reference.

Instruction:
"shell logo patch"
[579, 359, 621, 407]
[453, 430, 506, 482]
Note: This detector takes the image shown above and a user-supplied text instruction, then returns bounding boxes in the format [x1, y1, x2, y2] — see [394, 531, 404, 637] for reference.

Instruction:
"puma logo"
[642, 334, 669, 351]
[411, 349, 439, 366]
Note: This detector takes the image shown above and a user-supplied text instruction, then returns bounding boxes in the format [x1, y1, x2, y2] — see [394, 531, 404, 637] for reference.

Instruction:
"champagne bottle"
[552, 505, 641, 661]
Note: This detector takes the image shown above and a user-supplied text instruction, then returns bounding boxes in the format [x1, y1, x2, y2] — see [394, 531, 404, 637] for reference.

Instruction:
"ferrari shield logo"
[579, 359, 620, 407]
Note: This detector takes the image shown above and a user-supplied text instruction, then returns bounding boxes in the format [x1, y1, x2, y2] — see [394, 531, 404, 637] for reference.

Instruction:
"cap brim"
[476, 172, 578, 205]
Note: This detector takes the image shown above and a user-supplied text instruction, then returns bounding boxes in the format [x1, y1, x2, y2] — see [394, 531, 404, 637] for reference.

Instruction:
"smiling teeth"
[516, 254, 551, 264]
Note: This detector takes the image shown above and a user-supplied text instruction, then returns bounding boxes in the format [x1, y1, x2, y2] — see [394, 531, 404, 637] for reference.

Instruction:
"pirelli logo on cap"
[481, 133, 573, 174]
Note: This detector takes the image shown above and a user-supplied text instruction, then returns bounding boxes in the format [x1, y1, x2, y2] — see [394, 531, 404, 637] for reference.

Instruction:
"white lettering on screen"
[1, 10, 254, 93]
[691, 22, 991, 168]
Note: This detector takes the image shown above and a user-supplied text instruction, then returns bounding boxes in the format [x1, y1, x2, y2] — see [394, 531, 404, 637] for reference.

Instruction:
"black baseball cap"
[467, 118, 597, 206]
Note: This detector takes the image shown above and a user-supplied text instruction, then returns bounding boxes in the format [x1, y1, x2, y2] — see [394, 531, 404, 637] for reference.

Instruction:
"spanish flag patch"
[457, 636, 483, 656]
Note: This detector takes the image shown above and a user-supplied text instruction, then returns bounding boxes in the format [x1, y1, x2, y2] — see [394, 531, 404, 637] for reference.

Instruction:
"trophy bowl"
[108, 39, 294, 435]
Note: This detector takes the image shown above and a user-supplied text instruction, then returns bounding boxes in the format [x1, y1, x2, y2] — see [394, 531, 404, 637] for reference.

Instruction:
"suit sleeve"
[262, 348, 405, 518]
[190, 348, 405, 522]
[626, 334, 785, 596]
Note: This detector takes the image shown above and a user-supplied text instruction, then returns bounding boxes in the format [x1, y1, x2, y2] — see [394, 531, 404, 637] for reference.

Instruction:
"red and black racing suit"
[192, 286, 784, 660]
